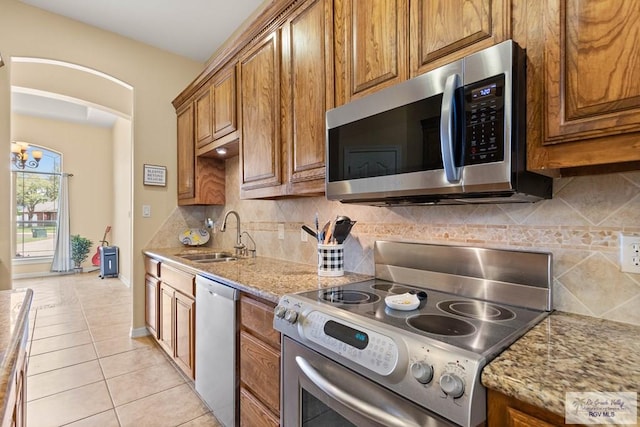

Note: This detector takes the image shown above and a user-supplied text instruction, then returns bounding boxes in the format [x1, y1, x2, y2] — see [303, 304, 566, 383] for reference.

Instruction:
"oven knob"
[439, 373, 464, 398]
[284, 310, 298, 324]
[274, 305, 287, 319]
[410, 362, 433, 384]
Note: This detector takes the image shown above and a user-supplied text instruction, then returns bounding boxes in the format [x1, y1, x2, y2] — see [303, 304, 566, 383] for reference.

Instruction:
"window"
[12, 145, 62, 259]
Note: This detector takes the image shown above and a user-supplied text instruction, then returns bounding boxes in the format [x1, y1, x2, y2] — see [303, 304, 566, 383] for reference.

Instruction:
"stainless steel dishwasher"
[195, 274, 238, 427]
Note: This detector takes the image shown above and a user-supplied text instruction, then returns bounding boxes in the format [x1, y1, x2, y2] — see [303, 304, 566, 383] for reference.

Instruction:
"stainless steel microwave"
[326, 40, 552, 205]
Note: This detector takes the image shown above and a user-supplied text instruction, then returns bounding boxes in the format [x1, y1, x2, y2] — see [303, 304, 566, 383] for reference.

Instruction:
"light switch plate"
[142, 205, 151, 218]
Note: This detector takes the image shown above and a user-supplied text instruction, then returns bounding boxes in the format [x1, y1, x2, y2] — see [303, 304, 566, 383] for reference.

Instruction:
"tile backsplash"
[148, 158, 640, 326]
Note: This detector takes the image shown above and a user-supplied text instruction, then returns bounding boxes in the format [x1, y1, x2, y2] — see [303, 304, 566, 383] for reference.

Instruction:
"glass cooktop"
[296, 279, 546, 356]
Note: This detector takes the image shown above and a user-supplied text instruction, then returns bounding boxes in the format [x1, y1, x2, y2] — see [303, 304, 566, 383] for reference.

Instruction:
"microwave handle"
[440, 73, 462, 183]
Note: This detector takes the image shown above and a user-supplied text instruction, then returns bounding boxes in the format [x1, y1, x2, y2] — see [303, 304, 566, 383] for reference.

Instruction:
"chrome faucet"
[220, 210, 245, 255]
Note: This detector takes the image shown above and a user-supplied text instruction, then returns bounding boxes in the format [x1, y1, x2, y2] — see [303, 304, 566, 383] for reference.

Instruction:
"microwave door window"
[328, 94, 444, 182]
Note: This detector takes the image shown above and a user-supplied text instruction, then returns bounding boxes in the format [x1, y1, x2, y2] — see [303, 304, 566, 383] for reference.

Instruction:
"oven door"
[282, 337, 457, 427]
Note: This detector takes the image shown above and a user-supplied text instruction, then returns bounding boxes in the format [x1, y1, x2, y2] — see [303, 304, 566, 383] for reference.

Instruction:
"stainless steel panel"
[374, 241, 552, 311]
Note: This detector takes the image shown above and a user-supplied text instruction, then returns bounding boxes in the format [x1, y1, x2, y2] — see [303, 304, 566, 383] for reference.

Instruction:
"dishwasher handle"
[195, 275, 238, 300]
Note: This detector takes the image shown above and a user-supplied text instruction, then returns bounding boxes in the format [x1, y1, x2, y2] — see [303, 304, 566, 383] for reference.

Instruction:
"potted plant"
[71, 235, 93, 272]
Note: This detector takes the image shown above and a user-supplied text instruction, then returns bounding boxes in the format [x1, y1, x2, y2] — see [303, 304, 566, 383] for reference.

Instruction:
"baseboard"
[130, 326, 150, 338]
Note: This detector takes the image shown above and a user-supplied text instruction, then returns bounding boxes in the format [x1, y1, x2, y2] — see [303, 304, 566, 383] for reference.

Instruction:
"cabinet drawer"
[240, 387, 279, 427]
[144, 256, 160, 278]
[160, 264, 195, 297]
[240, 295, 280, 349]
[240, 331, 280, 415]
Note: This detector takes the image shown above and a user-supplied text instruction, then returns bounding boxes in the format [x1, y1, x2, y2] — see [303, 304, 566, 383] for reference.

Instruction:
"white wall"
[113, 117, 132, 285]
[0, 0, 203, 330]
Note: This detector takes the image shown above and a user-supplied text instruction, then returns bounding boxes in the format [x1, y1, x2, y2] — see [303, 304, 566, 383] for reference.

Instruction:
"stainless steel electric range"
[274, 241, 552, 427]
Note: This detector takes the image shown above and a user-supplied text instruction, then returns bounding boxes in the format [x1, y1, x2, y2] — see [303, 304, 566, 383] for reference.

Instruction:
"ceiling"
[20, 0, 266, 62]
[14, 0, 265, 126]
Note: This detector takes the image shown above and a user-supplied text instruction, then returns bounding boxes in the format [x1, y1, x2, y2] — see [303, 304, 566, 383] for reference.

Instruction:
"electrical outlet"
[278, 223, 285, 240]
[300, 228, 308, 242]
[620, 233, 640, 273]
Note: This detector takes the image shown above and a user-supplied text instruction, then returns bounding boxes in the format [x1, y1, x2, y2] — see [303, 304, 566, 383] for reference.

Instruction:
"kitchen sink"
[180, 252, 237, 263]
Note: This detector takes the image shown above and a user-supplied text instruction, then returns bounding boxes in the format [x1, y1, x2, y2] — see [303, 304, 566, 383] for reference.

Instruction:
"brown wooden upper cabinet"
[334, 0, 409, 104]
[409, 0, 508, 75]
[524, 0, 640, 174]
[239, 0, 332, 198]
[334, 0, 508, 105]
[195, 85, 213, 148]
[239, 30, 282, 194]
[195, 63, 239, 156]
[176, 100, 226, 205]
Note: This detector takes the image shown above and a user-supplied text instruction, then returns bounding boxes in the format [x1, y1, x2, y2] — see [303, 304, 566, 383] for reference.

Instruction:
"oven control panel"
[300, 310, 399, 376]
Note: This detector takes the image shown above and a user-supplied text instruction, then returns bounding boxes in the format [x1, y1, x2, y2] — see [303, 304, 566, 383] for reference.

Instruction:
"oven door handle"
[440, 73, 462, 184]
[295, 356, 422, 427]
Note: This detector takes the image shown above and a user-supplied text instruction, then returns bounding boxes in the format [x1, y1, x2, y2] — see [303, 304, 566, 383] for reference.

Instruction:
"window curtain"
[51, 173, 72, 272]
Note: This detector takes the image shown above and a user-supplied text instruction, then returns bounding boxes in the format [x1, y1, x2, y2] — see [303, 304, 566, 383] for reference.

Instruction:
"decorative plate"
[179, 228, 210, 246]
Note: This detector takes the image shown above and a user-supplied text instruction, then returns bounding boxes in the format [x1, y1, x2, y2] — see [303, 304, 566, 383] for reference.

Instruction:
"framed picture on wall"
[143, 164, 166, 186]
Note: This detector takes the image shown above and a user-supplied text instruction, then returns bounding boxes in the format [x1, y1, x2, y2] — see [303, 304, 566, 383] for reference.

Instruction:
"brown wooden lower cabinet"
[240, 387, 279, 427]
[145, 257, 196, 380]
[239, 293, 281, 426]
[144, 274, 159, 339]
[487, 389, 578, 427]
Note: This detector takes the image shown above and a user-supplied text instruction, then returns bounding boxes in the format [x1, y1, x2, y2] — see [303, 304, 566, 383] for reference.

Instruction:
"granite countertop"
[482, 311, 640, 421]
[0, 288, 33, 425]
[143, 247, 371, 303]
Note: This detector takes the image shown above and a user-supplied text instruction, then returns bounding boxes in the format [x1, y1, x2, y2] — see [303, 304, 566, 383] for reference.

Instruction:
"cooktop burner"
[321, 289, 380, 304]
[371, 283, 417, 294]
[407, 314, 477, 336]
[438, 300, 516, 321]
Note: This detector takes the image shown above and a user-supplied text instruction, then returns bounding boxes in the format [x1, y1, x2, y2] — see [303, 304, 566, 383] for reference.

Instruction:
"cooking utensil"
[301, 225, 317, 240]
[323, 220, 334, 244]
[320, 221, 331, 244]
[333, 216, 356, 244]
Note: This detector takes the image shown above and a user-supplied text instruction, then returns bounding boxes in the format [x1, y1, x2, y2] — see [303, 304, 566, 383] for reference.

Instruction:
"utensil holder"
[318, 244, 344, 277]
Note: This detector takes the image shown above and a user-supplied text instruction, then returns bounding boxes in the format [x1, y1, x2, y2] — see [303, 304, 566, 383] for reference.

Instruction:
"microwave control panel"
[463, 75, 505, 165]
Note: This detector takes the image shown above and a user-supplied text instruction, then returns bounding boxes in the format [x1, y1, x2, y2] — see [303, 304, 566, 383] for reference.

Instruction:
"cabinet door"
[281, 0, 333, 194]
[174, 291, 195, 379]
[145, 274, 159, 339]
[212, 64, 238, 140]
[526, 0, 640, 172]
[176, 100, 226, 206]
[239, 31, 282, 191]
[409, 0, 508, 75]
[176, 103, 195, 201]
[195, 85, 213, 148]
[158, 283, 174, 356]
[334, 0, 408, 104]
[239, 331, 280, 415]
[488, 389, 566, 427]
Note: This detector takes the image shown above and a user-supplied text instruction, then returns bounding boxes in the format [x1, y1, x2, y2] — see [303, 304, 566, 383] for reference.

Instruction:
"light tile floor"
[14, 273, 222, 427]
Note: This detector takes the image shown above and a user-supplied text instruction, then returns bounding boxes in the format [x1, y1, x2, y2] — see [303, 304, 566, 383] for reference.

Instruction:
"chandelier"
[11, 142, 42, 169]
